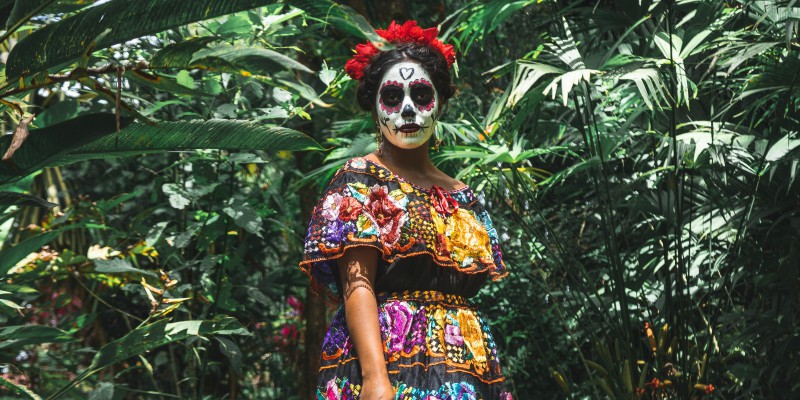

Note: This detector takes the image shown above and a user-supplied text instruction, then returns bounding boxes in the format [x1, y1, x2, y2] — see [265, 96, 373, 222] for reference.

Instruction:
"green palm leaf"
[0, 113, 322, 189]
[5, 0, 277, 78]
[60, 118, 323, 163]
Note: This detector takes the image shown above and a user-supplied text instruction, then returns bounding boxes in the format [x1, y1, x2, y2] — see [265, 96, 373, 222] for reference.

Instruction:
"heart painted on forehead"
[399, 67, 415, 80]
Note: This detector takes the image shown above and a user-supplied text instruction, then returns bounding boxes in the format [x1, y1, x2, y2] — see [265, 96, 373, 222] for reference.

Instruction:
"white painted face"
[375, 60, 439, 149]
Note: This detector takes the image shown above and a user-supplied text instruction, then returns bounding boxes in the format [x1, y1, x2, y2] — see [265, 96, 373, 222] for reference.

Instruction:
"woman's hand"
[360, 375, 395, 400]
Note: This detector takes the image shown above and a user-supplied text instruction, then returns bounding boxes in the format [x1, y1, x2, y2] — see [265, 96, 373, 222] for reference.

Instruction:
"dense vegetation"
[0, 0, 797, 399]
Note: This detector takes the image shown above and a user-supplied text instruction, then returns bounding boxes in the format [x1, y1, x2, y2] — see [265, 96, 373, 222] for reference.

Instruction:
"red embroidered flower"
[345, 20, 456, 81]
[338, 196, 362, 222]
[430, 185, 459, 217]
[364, 185, 407, 245]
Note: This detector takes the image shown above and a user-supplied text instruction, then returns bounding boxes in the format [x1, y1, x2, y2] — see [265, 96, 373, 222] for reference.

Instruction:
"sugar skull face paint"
[375, 61, 439, 149]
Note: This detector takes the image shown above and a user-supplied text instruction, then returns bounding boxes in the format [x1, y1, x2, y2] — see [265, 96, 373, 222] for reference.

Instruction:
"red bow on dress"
[430, 185, 459, 217]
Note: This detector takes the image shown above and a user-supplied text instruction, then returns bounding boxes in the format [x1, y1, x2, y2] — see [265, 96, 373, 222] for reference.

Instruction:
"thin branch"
[0, 61, 152, 100]
[71, 270, 144, 322]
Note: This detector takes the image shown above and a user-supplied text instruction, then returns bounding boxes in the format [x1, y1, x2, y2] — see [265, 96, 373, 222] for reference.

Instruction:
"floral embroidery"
[446, 209, 493, 268]
[445, 324, 464, 346]
[324, 219, 356, 245]
[321, 192, 342, 221]
[458, 309, 488, 364]
[326, 377, 341, 399]
[364, 184, 408, 246]
[299, 156, 508, 305]
[394, 379, 482, 400]
[350, 157, 367, 169]
[384, 301, 414, 353]
[400, 181, 414, 193]
[317, 290, 512, 398]
[323, 376, 357, 399]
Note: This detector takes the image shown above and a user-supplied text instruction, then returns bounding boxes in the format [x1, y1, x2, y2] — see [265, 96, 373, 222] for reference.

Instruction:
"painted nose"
[401, 104, 416, 118]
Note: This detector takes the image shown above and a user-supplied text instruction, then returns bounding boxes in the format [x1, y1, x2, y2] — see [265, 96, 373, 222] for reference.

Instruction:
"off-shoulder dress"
[299, 156, 513, 400]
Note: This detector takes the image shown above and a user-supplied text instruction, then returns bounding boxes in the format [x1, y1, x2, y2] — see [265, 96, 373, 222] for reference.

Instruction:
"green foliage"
[0, 0, 797, 398]
[441, 0, 799, 398]
[5, 0, 278, 77]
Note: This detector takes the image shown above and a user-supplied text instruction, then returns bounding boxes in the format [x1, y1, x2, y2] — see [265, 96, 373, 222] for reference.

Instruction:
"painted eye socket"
[380, 86, 403, 107]
[410, 85, 434, 107]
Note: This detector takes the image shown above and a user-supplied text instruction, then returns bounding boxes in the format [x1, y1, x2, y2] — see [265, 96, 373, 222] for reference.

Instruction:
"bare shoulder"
[432, 168, 467, 190]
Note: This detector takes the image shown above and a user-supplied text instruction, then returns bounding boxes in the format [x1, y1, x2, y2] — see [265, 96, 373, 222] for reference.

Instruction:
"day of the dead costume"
[299, 156, 513, 400]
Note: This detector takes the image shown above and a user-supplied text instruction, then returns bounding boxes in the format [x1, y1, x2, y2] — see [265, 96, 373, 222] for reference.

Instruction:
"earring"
[432, 123, 442, 151]
[375, 127, 383, 157]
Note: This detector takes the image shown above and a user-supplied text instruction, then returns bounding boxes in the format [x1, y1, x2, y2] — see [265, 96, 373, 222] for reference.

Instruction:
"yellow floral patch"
[389, 188, 407, 202]
[430, 206, 446, 235]
[458, 309, 487, 363]
[445, 209, 491, 265]
[399, 181, 414, 193]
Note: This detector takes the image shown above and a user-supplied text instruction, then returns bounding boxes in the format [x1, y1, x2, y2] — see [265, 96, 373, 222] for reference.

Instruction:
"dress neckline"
[360, 157, 470, 194]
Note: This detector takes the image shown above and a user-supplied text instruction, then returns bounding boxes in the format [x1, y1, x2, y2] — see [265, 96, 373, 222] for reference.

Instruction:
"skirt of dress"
[316, 290, 514, 400]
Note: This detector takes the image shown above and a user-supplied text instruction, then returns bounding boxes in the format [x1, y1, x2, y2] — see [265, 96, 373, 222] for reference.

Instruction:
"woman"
[299, 21, 513, 400]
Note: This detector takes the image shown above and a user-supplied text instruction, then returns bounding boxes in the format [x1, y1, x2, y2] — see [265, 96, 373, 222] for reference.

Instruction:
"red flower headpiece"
[345, 20, 456, 81]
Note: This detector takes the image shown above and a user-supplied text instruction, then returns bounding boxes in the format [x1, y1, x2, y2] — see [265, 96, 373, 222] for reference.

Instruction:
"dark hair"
[355, 42, 456, 112]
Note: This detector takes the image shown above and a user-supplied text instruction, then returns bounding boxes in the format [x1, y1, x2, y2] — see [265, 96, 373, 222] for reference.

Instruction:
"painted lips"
[398, 123, 421, 133]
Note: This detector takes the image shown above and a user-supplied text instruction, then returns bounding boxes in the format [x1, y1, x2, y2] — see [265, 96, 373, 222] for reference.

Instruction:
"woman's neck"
[376, 139, 434, 173]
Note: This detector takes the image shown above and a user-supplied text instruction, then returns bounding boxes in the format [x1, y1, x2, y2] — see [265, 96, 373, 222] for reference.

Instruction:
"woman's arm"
[337, 246, 394, 399]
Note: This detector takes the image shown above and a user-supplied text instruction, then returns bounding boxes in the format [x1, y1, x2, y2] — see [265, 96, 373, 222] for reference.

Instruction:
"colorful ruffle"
[299, 157, 508, 305]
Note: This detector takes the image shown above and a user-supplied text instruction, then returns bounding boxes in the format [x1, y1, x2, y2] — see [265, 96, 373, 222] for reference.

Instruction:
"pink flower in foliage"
[272, 323, 301, 350]
[287, 295, 304, 316]
[281, 324, 300, 340]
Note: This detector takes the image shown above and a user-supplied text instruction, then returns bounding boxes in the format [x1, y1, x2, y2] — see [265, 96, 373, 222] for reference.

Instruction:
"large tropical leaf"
[5, 0, 52, 29]
[0, 113, 323, 189]
[150, 36, 221, 68]
[292, 0, 380, 42]
[0, 375, 41, 400]
[188, 45, 313, 75]
[0, 191, 57, 208]
[5, 0, 277, 78]
[59, 119, 323, 163]
[508, 61, 564, 106]
[0, 325, 73, 352]
[5, 0, 95, 28]
[153, 40, 313, 75]
[0, 113, 122, 190]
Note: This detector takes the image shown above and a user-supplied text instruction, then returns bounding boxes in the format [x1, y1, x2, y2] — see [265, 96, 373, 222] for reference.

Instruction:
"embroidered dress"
[299, 156, 512, 400]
